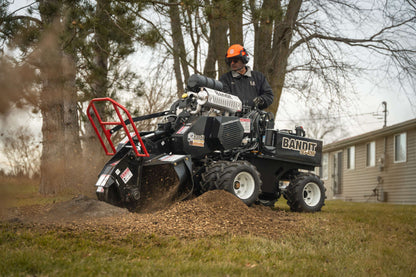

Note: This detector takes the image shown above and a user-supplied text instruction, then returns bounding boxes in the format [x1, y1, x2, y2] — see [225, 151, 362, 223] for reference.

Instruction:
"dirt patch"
[2, 190, 303, 239]
[42, 195, 130, 222]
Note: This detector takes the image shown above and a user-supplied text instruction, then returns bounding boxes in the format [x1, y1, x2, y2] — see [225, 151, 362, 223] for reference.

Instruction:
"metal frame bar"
[86, 97, 149, 157]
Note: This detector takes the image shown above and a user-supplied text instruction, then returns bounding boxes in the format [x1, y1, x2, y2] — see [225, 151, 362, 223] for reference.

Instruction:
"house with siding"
[318, 118, 416, 204]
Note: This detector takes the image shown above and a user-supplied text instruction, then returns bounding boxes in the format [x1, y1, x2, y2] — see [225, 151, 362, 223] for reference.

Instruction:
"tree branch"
[1, 15, 42, 27]
[291, 12, 416, 54]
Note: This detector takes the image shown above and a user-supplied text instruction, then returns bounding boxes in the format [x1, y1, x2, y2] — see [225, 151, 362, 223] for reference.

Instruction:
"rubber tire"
[200, 161, 228, 193]
[257, 199, 277, 207]
[216, 161, 262, 206]
[285, 173, 326, 212]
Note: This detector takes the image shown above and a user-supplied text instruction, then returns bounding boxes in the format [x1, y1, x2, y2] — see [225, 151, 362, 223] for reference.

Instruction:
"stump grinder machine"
[87, 75, 326, 212]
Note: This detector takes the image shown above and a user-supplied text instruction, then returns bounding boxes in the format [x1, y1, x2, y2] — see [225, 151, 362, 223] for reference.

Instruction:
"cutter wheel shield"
[215, 161, 262, 206]
[285, 173, 326, 212]
[102, 185, 122, 206]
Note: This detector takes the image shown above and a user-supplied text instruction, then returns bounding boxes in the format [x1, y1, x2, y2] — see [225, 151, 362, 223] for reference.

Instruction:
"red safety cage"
[86, 97, 149, 157]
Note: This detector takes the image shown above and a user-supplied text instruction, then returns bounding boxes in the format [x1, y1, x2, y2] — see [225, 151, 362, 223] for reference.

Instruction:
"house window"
[347, 146, 355, 169]
[366, 141, 376, 167]
[320, 153, 329, 180]
[394, 133, 407, 163]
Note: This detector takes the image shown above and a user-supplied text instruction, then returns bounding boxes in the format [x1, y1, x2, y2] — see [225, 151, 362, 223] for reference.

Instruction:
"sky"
[276, 79, 415, 141]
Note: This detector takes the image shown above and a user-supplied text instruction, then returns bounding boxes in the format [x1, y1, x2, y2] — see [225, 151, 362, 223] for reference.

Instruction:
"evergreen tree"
[0, 0, 153, 193]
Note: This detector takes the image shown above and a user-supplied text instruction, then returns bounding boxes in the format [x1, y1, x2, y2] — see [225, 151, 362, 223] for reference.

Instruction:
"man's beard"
[232, 65, 245, 72]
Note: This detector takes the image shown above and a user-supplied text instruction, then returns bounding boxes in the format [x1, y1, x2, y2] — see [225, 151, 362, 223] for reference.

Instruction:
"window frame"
[320, 153, 329, 180]
[394, 132, 407, 163]
[347, 146, 355, 170]
[366, 141, 376, 167]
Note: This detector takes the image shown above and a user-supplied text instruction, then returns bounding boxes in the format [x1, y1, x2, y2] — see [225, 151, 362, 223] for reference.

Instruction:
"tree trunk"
[252, 0, 278, 72]
[251, 0, 302, 115]
[83, 0, 111, 180]
[38, 32, 82, 193]
[38, 1, 66, 194]
[38, 47, 66, 194]
[227, 0, 243, 45]
[268, 0, 302, 114]
[62, 52, 82, 187]
[203, 0, 228, 78]
[40, 86, 65, 194]
[169, 0, 189, 97]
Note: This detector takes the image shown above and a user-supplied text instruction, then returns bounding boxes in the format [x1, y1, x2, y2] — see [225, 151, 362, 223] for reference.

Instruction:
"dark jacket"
[219, 67, 274, 109]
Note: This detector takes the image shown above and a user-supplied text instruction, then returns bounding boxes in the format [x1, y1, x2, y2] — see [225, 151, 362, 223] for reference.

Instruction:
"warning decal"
[240, 118, 251, 133]
[176, 125, 190, 135]
[159, 154, 186, 162]
[187, 132, 205, 147]
[95, 174, 110, 187]
[120, 167, 133, 184]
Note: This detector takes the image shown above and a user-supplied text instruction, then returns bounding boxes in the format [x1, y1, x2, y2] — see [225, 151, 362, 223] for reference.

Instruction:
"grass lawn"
[1, 177, 415, 276]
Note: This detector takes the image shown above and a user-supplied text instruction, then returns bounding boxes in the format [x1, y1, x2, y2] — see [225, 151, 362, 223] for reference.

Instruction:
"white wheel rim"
[233, 171, 255, 200]
[303, 182, 321, 207]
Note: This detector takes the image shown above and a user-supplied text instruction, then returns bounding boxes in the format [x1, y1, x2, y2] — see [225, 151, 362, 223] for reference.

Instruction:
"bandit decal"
[282, 137, 318, 157]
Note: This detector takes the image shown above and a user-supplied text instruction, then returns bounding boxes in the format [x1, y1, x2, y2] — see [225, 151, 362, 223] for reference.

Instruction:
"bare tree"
[2, 0, 149, 193]
[285, 107, 349, 143]
[82, 0, 113, 171]
[144, 0, 416, 116]
[203, 0, 229, 78]
[250, 0, 416, 114]
[128, 60, 177, 131]
[36, 3, 81, 194]
[1, 1, 84, 193]
[2, 127, 41, 178]
[168, 0, 190, 97]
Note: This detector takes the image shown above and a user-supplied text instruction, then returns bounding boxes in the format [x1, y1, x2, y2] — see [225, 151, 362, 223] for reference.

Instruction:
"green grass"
[1, 178, 416, 276]
[0, 176, 83, 207]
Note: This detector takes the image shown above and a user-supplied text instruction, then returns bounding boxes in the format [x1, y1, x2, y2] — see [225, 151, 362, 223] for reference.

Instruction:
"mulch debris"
[1, 190, 303, 239]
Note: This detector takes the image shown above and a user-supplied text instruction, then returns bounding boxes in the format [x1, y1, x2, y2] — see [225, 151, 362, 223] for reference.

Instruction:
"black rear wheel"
[285, 173, 326, 212]
[200, 161, 227, 193]
[216, 161, 262, 206]
[200, 161, 262, 205]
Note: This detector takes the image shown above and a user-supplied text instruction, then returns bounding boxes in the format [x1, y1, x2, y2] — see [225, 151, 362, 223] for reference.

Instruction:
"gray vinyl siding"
[383, 130, 416, 204]
[322, 119, 416, 204]
[341, 139, 382, 202]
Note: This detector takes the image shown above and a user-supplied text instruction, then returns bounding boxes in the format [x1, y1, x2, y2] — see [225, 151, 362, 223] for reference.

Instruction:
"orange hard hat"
[225, 44, 249, 64]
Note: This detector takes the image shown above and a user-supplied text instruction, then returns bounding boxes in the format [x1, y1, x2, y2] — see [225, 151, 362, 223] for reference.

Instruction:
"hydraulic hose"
[187, 74, 224, 92]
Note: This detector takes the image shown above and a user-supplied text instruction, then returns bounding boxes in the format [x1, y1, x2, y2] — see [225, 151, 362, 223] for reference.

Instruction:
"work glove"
[253, 96, 265, 108]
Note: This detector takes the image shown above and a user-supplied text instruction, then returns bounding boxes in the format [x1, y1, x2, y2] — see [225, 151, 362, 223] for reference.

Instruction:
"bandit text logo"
[282, 137, 317, 156]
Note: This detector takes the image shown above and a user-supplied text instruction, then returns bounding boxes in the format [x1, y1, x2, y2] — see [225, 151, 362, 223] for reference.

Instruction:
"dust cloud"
[0, 56, 37, 115]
